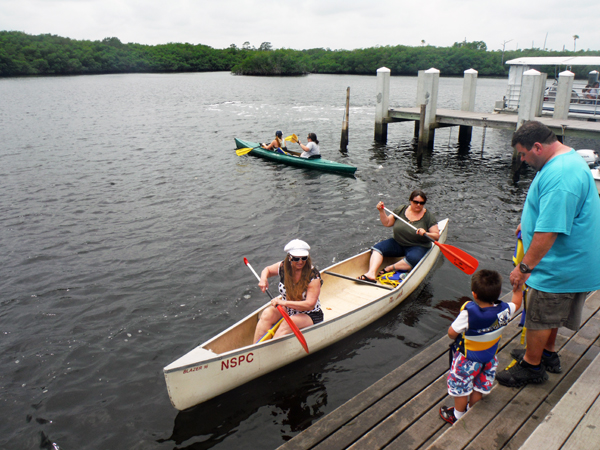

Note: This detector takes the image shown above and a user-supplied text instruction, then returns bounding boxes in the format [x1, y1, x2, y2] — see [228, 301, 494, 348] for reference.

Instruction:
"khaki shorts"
[525, 289, 587, 331]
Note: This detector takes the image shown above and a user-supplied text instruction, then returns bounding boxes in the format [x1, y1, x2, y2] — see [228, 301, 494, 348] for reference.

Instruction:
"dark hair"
[283, 255, 313, 301]
[471, 269, 502, 304]
[409, 189, 427, 203]
[307, 133, 319, 144]
[511, 121, 557, 150]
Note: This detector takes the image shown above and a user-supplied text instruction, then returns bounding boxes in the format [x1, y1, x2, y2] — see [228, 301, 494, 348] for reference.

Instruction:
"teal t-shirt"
[521, 150, 600, 293]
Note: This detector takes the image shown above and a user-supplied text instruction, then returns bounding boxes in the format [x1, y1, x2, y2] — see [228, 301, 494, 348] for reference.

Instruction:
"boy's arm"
[448, 326, 460, 340]
[511, 289, 523, 313]
[448, 309, 468, 340]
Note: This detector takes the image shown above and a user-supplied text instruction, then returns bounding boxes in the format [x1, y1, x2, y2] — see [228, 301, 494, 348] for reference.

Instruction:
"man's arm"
[509, 231, 558, 290]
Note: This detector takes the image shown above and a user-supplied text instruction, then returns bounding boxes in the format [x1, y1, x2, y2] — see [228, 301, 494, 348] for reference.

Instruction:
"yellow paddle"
[235, 147, 255, 156]
[284, 134, 298, 143]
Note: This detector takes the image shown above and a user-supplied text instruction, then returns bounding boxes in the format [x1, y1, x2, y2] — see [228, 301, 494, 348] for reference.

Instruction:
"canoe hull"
[164, 219, 449, 410]
[234, 138, 357, 175]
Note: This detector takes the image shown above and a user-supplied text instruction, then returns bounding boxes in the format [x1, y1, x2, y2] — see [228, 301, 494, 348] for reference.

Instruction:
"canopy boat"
[495, 56, 600, 119]
[163, 219, 449, 410]
[592, 169, 600, 195]
[234, 138, 357, 175]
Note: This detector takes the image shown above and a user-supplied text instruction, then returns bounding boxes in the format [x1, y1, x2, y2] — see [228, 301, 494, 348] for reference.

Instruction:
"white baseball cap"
[284, 239, 310, 257]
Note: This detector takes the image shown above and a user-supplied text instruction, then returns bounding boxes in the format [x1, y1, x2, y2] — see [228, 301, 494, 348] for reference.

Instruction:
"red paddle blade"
[434, 242, 479, 275]
[276, 305, 309, 353]
[243, 257, 249, 265]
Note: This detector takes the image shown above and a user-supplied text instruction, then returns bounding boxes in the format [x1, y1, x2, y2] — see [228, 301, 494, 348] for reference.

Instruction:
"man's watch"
[519, 262, 533, 274]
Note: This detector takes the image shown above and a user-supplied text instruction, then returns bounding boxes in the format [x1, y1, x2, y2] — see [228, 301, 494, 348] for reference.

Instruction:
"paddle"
[244, 257, 310, 353]
[383, 207, 479, 275]
[284, 134, 298, 143]
[236, 147, 255, 156]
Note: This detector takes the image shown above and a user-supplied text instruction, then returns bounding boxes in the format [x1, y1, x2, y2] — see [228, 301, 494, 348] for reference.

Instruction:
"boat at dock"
[495, 56, 600, 119]
[234, 138, 357, 175]
[163, 219, 448, 410]
[592, 169, 600, 195]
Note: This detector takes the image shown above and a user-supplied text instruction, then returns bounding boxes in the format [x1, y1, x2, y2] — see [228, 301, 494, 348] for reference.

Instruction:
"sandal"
[357, 274, 376, 284]
[378, 266, 394, 276]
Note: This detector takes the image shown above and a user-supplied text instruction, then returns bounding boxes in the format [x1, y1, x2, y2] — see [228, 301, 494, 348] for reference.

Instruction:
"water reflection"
[160, 369, 327, 449]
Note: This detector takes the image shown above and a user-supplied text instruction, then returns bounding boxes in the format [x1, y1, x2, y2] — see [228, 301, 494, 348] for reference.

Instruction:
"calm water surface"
[1, 72, 598, 450]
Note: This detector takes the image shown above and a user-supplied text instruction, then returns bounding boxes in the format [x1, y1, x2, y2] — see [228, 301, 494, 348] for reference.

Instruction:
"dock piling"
[553, 71, 575, 120]
[416, 68, 440, 148]
[374, 67, 391, 142]
[340, 87, 350, 151]
[458, 68, 478, 145]
[513, 69, 544, 180]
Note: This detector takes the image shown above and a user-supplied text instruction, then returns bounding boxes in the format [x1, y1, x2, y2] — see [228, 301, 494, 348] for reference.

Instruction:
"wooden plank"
[562, 388, 600, 449]
[520, 349, 600, 450]
[276, 337, 450, 450]
[386, 107, 600, 139]
[313, 357, 449, 450]
[347, 374, 448, 449]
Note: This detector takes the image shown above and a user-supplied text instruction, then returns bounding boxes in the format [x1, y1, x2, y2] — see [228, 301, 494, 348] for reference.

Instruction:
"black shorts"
[306, 309, 324, 324]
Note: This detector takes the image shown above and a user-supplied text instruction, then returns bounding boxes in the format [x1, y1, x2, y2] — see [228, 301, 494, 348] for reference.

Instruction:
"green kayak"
[234, 138, 357, 175]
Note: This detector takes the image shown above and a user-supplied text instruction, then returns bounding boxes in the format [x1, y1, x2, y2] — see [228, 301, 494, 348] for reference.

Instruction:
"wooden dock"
[278, 290, 600, 450]
[387, 107, 600, 140]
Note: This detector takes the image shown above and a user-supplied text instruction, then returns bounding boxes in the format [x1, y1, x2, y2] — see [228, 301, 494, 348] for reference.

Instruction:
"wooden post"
[417, 104, 427, 165]
[553, 70, 575, 120]
[374, 67, 391, 142]
[517, 69, 542, 127]
[512, 69, 542, 182]
[416, 68, 440, 148]
[536, 72, 547, 117]
[340, 87, 350, 151]
[458, 68, 478, 145]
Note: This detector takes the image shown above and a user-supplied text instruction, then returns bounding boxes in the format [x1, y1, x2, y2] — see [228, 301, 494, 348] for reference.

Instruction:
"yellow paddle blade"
[284, 134, 298, 143]
[236, 147, 254, 156]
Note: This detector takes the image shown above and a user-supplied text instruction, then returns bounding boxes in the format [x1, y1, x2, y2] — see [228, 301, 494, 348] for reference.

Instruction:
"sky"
[1, 0, 599, 52]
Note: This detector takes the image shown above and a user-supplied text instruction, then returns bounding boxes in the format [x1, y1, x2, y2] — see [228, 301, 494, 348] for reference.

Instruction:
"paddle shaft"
[322, 271, 393, 290]
[383, 206, 434, 242]
[244, 258, 309, 353]
[382, 207, 478, 275]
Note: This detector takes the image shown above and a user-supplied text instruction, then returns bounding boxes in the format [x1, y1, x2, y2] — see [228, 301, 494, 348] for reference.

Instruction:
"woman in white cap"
[261, 130, 287, 154]
[253, 239, 323, 342]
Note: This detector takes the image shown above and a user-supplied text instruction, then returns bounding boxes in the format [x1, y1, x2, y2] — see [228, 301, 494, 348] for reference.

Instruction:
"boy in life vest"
[440, 269, 523, 425]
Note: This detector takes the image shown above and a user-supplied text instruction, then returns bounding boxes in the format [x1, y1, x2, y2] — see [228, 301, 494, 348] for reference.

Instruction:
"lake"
[1, 71, 597, 450]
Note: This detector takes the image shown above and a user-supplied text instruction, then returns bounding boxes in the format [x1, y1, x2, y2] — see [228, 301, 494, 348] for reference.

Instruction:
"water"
[1, 72, 597, 450]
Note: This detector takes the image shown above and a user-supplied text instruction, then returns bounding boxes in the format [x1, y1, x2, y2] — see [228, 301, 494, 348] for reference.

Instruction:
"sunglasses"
[412, 200, 426, 205]
[290, 255, 308, 262]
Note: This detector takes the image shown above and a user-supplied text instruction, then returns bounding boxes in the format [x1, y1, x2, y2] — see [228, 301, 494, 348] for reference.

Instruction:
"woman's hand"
[376, 201, 385, 211]
[258, 277, 269, 293]
[416, 228, 427, 236]
[270, 296, 283, 307]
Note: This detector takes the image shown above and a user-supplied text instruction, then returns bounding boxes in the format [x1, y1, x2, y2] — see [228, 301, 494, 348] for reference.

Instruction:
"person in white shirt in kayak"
[298, 133, 321, 159]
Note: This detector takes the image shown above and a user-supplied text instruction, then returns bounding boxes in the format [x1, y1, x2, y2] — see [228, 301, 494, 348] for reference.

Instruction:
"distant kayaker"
[253, 239, 323, 342]
[358, 189, 440, 283]
[298, 133, 321, 159]
[261, 130, 288, 153]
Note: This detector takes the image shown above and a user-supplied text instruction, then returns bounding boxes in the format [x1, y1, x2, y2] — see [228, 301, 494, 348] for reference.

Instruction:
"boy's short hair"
[471, 269, 502, 304]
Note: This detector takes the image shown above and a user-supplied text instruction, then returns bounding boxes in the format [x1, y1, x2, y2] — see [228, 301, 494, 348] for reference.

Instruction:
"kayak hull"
[234, 138, 357, 175]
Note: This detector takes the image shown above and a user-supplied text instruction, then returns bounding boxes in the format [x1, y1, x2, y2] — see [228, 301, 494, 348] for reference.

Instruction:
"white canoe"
[163, 219, 449, 410]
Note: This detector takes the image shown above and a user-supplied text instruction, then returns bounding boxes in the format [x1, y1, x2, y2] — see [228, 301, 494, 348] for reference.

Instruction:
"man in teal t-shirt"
[497, 121, 600, 388]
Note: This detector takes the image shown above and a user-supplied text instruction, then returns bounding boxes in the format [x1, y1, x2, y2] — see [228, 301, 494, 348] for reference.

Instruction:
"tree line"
[1, 31, 599, 79]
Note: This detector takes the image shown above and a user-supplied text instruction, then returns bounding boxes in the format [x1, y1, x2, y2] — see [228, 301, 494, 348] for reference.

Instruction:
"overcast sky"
[2, 0, 599, 52]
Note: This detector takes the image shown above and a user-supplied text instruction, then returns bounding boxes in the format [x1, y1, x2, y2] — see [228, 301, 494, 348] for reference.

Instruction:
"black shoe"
[510, 348, 562, 373]
[439, 406, 457, 425]
[496, 360, 548, 387]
